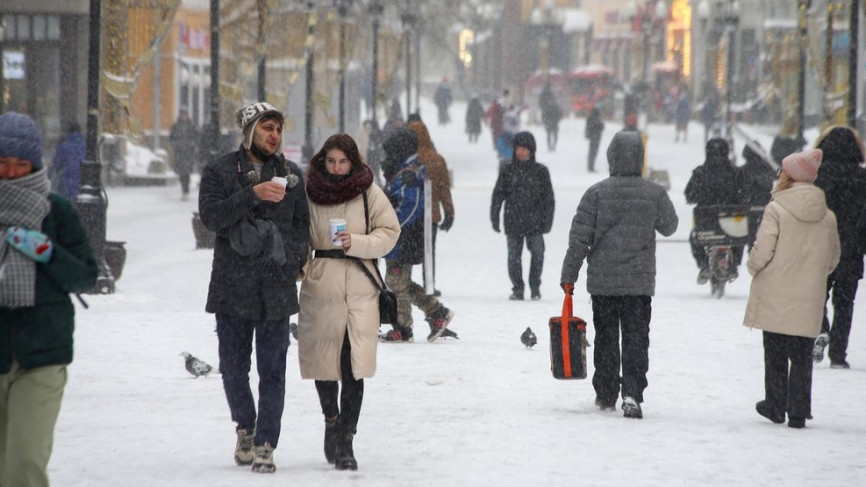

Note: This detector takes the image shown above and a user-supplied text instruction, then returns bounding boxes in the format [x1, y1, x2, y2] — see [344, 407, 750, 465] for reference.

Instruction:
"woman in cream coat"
[298, 134, 399, 470]
[743, 148, 840, 429]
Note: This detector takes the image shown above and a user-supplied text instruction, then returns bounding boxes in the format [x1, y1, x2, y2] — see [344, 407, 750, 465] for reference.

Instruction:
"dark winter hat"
[382, 127, 418, 164]
[513, 131, 536, 154]
[706, 138, 729, 159]
[235, 102, 285, 151]
[782, 148, 822, 183]
[0, 111, 43, 170]
[816, 125, 864, 165]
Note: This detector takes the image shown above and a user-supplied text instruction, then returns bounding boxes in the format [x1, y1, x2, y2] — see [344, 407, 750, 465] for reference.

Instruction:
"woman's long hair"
[774, 170, 794, 192]
[307, 133, 366, 177]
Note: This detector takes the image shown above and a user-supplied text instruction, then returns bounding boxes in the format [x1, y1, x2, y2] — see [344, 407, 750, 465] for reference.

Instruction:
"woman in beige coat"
[743, 148, 840, 429]
[298, 134, 399, 470]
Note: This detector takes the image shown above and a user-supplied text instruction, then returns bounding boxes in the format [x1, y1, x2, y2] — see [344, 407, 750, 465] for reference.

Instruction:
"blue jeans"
[216, 313, 290, 448]
[506, 234, 545, 296]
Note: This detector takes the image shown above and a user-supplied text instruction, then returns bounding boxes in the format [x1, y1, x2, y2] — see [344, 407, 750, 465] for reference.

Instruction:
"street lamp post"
[798, 1, 811, 142]
[78, 0, 114, 294]
[720, 1, 740, 137]
[368, 0, 384, 125]
[401, 6, 418, 119]
[208, 0, 221, 161]
[302, 0, 316, 165]
[336, 0, 353, 133]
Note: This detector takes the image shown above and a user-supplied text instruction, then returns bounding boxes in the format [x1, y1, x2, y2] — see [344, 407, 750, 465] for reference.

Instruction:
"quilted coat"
[743, 183, 840, 337]
[298, 182, 399, 380]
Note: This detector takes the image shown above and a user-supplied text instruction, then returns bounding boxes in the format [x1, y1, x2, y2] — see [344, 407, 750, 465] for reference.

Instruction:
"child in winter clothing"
[744, 148, 840, 429]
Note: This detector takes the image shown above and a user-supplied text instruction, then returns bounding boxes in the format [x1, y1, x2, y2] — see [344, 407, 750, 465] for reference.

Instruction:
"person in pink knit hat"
[743, 148, 841, 429]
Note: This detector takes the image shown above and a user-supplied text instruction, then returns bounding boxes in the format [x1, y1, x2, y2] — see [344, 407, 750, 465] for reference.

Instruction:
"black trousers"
[762, 331, 813, 420]
[820, 274, 859, 364]
[591, 295, 652, 404]
[315, 331, 364, 433]
[587, 136, 601, 172]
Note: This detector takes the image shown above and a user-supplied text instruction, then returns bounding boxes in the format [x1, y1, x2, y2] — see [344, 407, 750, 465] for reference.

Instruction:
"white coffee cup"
[329, 218, 347, 247]
[272, 176, 288, 188]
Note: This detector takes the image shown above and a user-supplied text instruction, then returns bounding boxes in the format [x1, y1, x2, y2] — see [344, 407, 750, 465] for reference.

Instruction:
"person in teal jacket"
[0, 111, 99, 487]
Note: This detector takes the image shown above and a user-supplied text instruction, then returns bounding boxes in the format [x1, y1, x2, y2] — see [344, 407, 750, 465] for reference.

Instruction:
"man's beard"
[250, 141, 275, 162]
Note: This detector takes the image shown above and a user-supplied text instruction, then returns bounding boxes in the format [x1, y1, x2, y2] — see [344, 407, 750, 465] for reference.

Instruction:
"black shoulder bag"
[354, 191, 399, 325]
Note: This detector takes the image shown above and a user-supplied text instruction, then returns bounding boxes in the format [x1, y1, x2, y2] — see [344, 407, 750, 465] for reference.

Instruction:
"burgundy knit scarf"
[306, 164, 374, 205]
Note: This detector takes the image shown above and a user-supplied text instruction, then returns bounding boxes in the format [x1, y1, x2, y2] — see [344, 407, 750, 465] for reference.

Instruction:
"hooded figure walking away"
[0, 112, 99, 487]
[560, 131, 678, 419]
[298, 134, 399, 471]
[198, 102, 309, 474]
[744, 149, 840, 429]
[811, 126, 866, 368]
[490, 131, 555, 301]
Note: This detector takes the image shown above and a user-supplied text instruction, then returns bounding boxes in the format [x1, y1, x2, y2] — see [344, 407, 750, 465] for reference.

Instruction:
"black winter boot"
[334, 428, 358, 471]
[324, 416, 339, 464]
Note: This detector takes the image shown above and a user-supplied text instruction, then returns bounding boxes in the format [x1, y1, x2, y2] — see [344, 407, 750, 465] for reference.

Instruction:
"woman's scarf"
[306, 164, 374, 206]
[0, 168, 52, 307]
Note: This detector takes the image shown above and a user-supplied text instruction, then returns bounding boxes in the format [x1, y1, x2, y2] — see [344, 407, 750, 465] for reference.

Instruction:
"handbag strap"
[560, 283, 575, 377]
[352, 191, 387, 291]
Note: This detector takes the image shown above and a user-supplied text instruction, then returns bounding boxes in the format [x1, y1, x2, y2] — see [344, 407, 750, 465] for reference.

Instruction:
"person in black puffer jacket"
[198, 102, 309, 473]
[685, 137, 746, 283]
[812, 125, 866, 368]
[490, 131, 555, 300]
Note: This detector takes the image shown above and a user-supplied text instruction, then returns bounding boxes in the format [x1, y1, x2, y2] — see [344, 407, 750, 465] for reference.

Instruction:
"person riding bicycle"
[685, 138, 746, 283]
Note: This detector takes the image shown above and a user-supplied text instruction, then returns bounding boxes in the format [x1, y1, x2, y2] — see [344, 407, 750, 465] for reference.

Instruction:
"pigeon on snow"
[181, 352, 213, 378]
[521, 327, 537, 349]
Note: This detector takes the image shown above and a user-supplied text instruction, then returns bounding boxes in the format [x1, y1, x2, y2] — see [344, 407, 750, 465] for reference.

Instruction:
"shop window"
[2, 15, 14, 41]
[16, 14, 29, 41]
[47, 16, 59, 40]
[33, 16, 45, 41]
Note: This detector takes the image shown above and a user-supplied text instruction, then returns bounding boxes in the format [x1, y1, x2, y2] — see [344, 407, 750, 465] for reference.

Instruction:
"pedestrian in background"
[585, 106, 605, 173]
[745, 149, 839, 429]
[169, 109, 200, 200]
[812, 125, 866, 368]
[465, 94, 484, 143]
[485, 90, 507, 150]
[0, 112, 99, 487]
[409, 120, 455, 297]
[674, 92, 690, 142]
[51, 121, 86, 200]
[490, 131, 554, 301]
[539, 83, 562, 152]
[298, 134, 399, 471]
[560, 131, 678, 419]
[738, 142, 776, 251]
[379, 127, 456, 343]
[198, 102, 309, 474]
[433, 77, 453, 126]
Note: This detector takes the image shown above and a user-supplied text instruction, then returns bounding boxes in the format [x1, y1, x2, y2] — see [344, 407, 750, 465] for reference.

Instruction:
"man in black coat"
[169, 109, 199, 200]
[813, 126, 866, 368]
[491, 131, 555, 300]
[737, 143, 777, 250]
[198, 102, 309, 473]
[685, 138, 745, 283]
